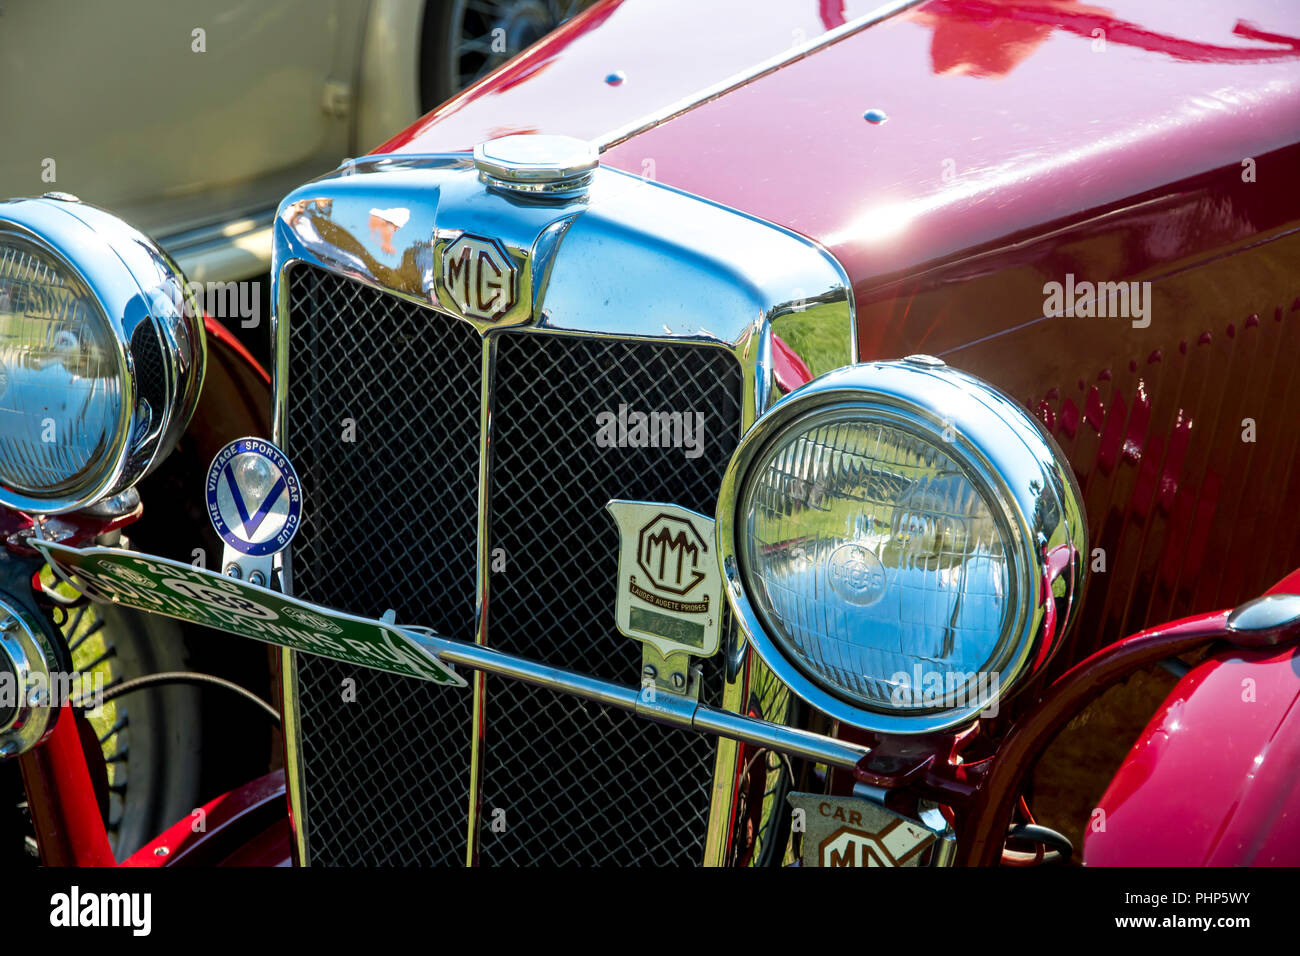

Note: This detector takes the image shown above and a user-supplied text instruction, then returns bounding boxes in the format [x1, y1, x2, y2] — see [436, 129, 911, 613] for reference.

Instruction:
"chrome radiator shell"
[270, 155, 854, 865]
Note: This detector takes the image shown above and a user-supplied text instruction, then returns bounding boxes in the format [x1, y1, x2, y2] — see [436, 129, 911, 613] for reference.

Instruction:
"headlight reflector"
[0, 234, 125, 497]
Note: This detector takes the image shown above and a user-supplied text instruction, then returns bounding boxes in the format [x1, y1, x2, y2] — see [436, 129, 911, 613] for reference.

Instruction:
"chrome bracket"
[221, 545, 273, 590]
[639, 643, 702, 703]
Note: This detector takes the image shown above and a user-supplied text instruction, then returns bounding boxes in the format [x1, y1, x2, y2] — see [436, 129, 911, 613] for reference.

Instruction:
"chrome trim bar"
[407, 628, 872, 772]
[594, 0, 928, 151]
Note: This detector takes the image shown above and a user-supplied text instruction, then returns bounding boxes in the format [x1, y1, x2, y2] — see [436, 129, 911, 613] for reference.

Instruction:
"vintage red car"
[1, 0, 1298, 873]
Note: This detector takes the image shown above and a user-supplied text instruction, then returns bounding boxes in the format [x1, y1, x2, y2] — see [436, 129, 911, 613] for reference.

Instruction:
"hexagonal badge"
[787, 793, 939, 867]
[439, 234, 516, 321]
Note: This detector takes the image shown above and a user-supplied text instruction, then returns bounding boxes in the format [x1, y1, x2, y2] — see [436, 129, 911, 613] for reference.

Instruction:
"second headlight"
[717, 356, 1086, 734]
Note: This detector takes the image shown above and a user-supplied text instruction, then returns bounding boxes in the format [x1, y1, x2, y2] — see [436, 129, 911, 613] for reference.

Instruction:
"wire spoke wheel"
[46, 569, 204, 861]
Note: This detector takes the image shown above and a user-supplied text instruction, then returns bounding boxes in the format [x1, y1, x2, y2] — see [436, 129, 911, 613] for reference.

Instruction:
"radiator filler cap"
[474, 134, 598, 200]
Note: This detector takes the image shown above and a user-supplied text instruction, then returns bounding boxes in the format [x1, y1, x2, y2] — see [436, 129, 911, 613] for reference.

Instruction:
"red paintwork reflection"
[772, 333, 814, 392]
[917, 0, 1299, 80]
[1085, 643, 1300, 865]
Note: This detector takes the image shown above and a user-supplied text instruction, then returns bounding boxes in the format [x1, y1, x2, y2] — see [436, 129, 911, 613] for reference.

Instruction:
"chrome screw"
[248, 570, 266, 587]
[642, 664, 657, 680]
[671, 673, 686, 690]
[223, 563, 242, 580]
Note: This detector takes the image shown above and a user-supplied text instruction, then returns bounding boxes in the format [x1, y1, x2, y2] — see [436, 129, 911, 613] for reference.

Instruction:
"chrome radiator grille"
[285, 265, 744, 865]
[480, 334, 740, 864]
[287, 266, 480, 865]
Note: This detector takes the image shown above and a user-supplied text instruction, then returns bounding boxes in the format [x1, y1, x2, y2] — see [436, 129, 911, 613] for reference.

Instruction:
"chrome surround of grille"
[270, 153, 855, 866]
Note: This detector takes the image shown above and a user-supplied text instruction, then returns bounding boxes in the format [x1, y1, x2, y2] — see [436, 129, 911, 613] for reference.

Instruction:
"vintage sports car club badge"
[606, 500, 722, 660]
[206, 438, 302, 556]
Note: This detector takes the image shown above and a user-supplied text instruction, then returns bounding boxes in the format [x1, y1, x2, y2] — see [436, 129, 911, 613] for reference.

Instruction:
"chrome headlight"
[0, 195, 205, 513]
[717, 356, 1086, 734]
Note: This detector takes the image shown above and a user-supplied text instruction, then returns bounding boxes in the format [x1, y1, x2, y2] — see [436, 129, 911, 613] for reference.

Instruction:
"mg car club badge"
[787, 793, 940, 868]
[606, 500, 723, 661]
[206, 438, 302, 556]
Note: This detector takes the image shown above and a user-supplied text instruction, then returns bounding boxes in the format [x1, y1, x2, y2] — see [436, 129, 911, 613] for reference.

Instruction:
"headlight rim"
[717, 357, 1085, 735]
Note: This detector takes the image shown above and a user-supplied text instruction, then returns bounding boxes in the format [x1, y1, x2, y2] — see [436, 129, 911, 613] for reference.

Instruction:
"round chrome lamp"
[0, 595, 60, 757]
[0, 195, 205, 514]
[716, 356, 1087, 734]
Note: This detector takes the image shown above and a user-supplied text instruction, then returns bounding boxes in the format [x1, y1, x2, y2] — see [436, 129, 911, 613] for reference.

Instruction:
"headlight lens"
[718, 357, 1087, 734]
[740, 410, 1013, 712]
[0, 234, 124, 496]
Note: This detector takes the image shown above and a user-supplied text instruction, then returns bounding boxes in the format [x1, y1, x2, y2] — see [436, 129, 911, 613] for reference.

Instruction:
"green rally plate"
[32, 540, 465, 687]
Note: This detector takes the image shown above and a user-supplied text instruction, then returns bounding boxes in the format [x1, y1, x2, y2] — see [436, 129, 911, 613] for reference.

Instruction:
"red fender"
[1084, 574, 1300, 866]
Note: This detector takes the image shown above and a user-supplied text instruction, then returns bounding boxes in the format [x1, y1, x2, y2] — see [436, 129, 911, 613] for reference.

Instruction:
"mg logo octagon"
[819, 820, 936, 867]
[440, 234, 516, 321]
[638, 513, 709, 597]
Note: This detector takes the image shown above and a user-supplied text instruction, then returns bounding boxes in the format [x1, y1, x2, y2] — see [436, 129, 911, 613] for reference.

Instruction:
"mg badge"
[206, 438, 302, 557]
[787, 793, 939, 868]
[440, 234, 516, 321]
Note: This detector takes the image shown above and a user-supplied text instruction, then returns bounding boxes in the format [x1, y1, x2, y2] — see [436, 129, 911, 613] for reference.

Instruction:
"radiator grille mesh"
[287, 267, 481, 866]
[479, 334, 742, 864]
[285, 266, 743, 865]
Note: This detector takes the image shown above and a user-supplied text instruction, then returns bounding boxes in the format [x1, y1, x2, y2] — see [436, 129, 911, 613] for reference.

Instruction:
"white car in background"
[1, 0, 588, 287]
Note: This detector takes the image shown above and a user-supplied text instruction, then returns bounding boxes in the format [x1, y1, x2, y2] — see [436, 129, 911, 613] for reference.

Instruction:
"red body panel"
[376, 0, 900, 155]
[122, 770, 290, 867]
[1085, 644, 1300, 865]
[1085, 581, 1300, 866]
[18, 707, 116, 867]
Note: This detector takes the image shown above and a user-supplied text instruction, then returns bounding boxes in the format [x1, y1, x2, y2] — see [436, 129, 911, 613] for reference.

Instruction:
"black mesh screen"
[129, 320, 166, 417]
[480, 334, 742, 865]
[285, 266, 743, 865]
[287, 266, 480, 866]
